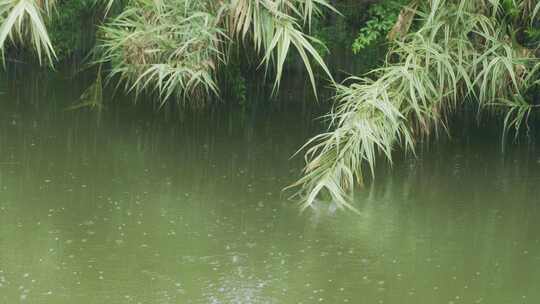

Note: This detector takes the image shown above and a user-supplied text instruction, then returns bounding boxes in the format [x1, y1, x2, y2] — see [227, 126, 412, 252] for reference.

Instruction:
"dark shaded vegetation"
[0, 0, 539, 210]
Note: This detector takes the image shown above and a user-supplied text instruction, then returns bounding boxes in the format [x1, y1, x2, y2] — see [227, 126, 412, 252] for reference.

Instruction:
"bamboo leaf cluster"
[294, 0, 540, 211]
[0, 0, 57, 65]
[95, 0, 334, 102]
[0, 0, 335, 101]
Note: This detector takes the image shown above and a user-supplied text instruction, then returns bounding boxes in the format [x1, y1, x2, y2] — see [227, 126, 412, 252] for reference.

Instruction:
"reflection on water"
[0, 70, 540, 303]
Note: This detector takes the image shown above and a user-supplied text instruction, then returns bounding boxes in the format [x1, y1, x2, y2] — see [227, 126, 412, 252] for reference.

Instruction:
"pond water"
[1, 69, 540, 304]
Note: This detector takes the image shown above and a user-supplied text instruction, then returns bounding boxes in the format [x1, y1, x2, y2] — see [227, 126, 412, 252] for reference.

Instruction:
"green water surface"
[0, 71, 540, 304]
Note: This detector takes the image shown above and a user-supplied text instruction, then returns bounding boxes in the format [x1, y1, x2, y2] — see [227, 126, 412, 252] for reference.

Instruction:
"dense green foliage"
[48, 0, 96, 60]
[0, 0, 56, 64]
[293, 0, 540, 211]
[0, 0, 335, 101]
[1, 0, 540, 211]
[352, 0, 406, 54]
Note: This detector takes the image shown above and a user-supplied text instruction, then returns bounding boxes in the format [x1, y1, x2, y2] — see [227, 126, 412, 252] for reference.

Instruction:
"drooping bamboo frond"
[532, 0, 540, 22]
[288, 76, 414, 212]
[95, 0, 335, 103]
[0, 0, 56, 65]
[96, 0, 224, 103]
[0, 0, 335, 102]
[467, 16, 538, 104]
[294, 0, 540, 210]
[96, 0, 131, 15]
[104, 0, 115, 14]
[494, 95, 537, 140]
